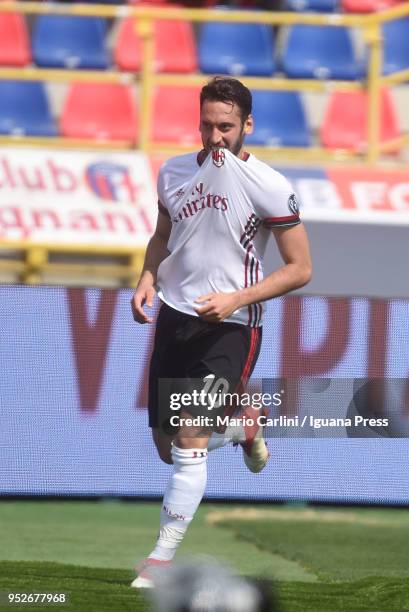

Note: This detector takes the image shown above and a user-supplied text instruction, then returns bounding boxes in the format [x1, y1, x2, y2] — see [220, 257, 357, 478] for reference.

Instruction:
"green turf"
[0, 562, 145, 612]
[1, 502, 409, 611]
[218, 508, 409, 580]
[0, 501, 314, 582]
[1, 562, 408, 612]
[278, 578, 409, 611]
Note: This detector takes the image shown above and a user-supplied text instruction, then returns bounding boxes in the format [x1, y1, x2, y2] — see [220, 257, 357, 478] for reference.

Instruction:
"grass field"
[0, 501, 409, 612]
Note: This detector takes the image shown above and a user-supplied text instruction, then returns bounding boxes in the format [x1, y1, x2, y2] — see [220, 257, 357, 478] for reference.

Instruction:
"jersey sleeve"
[254, 171, 301, 229]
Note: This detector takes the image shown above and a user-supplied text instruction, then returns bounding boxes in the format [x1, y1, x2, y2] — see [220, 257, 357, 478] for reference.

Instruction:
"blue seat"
[246, 91, 311, 147]
[32, 16, 110, 69]
[383, 18, 409, 75]
[199, 20, 275, 76]
[284, 0, 339, 11]
[0, 81, 57, 136]
[281, 25, 362, 80]
[77, 0, 124, 2]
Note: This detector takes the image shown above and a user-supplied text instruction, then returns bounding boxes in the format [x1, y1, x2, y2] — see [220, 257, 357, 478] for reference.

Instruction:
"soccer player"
[130, 77, 312, 588]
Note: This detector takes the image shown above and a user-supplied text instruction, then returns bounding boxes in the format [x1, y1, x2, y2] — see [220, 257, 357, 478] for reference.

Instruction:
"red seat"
[341, 0, 400, 12]
[114, 17, 197, 72]
[321, 89, 400, 152]
[152, 86, 201, 144]
[128, 0, 170, 4]
[0, 13, 31, 66]
[60, 83, 138, 142]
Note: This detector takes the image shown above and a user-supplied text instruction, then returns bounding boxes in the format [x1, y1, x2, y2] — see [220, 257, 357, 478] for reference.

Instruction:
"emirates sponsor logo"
[172, 181, 229, 223]
[212, 148, 225, 167]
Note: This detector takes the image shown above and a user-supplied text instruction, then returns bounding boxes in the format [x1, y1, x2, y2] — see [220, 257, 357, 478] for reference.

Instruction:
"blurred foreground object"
[148, 558, 278, 612]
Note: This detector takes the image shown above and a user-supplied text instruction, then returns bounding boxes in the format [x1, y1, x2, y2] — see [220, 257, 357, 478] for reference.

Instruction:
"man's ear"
[244, 114, 254, 135]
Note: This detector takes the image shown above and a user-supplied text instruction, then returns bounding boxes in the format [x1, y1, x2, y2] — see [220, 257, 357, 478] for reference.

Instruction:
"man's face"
[199, 100, 253, 157]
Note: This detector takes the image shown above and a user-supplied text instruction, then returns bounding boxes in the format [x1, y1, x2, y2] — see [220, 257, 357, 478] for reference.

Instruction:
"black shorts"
[148, 302, 262, 431]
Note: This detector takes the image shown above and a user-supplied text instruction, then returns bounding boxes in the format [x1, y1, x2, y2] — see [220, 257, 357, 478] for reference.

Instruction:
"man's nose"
[209, 128, 223, 145]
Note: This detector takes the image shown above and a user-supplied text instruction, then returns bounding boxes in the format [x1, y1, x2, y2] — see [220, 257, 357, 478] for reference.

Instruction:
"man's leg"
[131, 423, 210, 588]
[134, 314, 266, 587]
[152, 426, 231, 460]
[149, 428, 209, 558]
[207, 430, 233, 451]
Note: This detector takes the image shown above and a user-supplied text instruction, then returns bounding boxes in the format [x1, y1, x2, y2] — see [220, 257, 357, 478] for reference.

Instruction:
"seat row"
[3, 13, 409, 78]
[284, 0, 402, 12]
[0, 80, 400, 152]
[10, 0, 403, 12]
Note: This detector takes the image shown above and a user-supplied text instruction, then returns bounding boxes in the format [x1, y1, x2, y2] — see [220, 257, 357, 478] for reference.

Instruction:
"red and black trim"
[241, 213, 263, 327]
[223, 327, 262, 421]
[244, 245, 262, 327]
[191, 450, 208, 458]
[263, 214, 300, 229]
[240, 327, 262, 387]
[240, 213, 262, 249]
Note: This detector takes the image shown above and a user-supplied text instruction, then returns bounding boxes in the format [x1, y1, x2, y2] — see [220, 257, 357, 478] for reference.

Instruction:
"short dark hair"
[200, 77, 252, 123]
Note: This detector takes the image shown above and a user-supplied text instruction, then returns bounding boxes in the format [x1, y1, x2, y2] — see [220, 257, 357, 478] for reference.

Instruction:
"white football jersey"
[156, 148, 300, 327]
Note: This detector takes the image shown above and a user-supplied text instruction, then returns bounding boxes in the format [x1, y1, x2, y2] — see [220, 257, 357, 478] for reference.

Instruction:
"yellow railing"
[0, 240, 146, 287]
[0, 1, 408, 164]
[0, 1, 408, 285]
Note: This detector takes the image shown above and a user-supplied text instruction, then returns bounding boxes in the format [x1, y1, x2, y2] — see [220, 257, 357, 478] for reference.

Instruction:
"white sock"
[207, 415, 248, 450]
[149, 445, 207, 562]
[207, 431, 232, 451]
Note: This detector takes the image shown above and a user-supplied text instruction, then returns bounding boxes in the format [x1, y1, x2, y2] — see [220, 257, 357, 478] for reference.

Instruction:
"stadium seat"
[152, 86, 201, 144]
[32, 16, 110, 69]
[246, 91, 311, 147]
[198, 20, 275, 76]
[128, 0, 170, 3]
[321, 89, 400, 151]
[80, 0, 125, 3]
[114, 17, 197, 72]
[382, 18, 409, 75]
[280, 25, 363, 80]
[60, 83, 138, 142]
[341, 0, 400, 11]
[0, 13, 31, 66]
[0, 81, 57, 136]
[284, 0, 339, 11]
[52, 0, 125, 3]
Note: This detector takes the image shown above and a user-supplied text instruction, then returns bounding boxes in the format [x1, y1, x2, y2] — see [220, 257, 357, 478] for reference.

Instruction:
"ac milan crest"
[212, 148, 225, 167]
[288, 193, 300, 215]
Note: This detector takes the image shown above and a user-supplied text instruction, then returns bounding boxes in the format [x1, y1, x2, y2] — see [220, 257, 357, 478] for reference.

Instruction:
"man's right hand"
[131, 285, 156, 324]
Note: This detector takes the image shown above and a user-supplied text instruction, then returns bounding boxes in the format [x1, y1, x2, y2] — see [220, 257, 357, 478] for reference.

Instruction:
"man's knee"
[174, 435, 210, 451]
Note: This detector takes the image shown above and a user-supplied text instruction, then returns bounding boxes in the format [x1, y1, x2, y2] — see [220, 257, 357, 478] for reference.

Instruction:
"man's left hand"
[194, 292, 241, 322]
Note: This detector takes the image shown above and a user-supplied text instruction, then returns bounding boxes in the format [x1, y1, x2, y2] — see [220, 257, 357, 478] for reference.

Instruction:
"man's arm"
[131, 210, 172, 324]
[195, 223, 312, 322]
